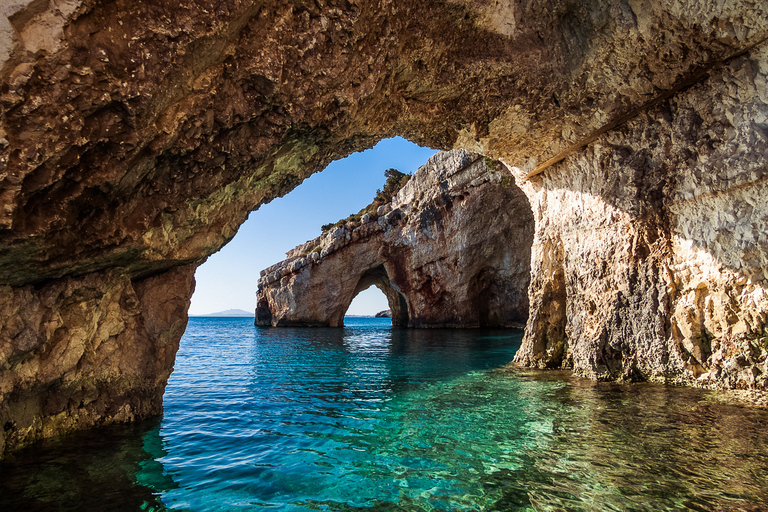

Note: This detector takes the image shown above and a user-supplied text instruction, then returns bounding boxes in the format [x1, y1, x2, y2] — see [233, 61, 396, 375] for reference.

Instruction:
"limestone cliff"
[511, 44, 768, 394]
[0, 0, 767, 456]
[255, 150, 533, 328]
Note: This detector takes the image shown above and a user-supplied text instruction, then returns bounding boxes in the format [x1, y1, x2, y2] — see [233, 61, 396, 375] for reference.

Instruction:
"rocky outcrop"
[374, 310, 392, 319]
[0, 0, 767, 455]
[0, 264, 193, 455]
[256, 151, 533, 328]
[511, 42, 768, 394]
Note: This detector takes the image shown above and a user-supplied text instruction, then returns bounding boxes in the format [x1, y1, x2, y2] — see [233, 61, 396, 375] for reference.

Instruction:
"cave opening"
[187, 137, 437, 318]
[4, 4, 768, 506]
[346, 286, 392, 322]
[248, 146, 536, 329]
[336, 265, 408, 327]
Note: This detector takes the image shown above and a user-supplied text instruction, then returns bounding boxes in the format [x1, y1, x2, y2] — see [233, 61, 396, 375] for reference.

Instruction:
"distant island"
[193, 309, 255, 317]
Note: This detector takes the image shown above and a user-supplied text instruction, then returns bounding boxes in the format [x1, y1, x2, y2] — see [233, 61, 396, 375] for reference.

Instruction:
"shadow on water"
[2, 318, 768, 511]
[251, 322, 523, 395]
[0, 418, 172, 511]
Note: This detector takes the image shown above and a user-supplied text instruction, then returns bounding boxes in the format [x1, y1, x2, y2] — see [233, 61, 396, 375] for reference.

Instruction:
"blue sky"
[189, 137, 438, 316]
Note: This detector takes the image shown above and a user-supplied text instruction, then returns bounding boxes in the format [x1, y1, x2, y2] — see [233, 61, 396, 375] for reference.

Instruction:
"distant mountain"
[375, 310, 392, 318]
[194, 309, 254, 317]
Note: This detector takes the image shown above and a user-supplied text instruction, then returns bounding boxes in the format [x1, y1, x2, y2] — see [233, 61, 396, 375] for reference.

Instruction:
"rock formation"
[255, 151, 533, 328]
[1, 0, 768, 456]
[0, 265, 194, 456]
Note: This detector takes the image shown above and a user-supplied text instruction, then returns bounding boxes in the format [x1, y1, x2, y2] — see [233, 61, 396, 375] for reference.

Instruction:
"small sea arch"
[254, 151, 535, 330]
[333, 265, 409, 327]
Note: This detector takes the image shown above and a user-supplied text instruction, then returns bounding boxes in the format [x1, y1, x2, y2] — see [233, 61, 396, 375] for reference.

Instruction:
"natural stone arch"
[334, 265, 408, 327]
[256, 150, 534, 329]
[1, 0, 767, 456]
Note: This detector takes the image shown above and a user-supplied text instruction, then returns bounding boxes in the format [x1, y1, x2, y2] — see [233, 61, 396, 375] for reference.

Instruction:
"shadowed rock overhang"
[1, 0, 768, 457]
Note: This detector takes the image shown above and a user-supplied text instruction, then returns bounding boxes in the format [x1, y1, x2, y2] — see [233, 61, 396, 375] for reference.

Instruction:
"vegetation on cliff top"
[321, 168, 410, 231]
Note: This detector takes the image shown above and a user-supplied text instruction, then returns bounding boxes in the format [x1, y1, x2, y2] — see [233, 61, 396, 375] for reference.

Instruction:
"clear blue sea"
[1, 317, 768, 511]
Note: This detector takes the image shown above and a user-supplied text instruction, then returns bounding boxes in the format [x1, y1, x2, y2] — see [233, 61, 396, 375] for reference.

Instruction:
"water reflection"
[1, 318, 768, 511]
[0, 419, 170, 511]
[250, 324, 521, 400]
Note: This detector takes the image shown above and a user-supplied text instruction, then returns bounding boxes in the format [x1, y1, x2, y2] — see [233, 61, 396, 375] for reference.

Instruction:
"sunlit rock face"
[256, 150, 533, 328]
[513, 44, 768, 394]
[1, 0, 767, 454]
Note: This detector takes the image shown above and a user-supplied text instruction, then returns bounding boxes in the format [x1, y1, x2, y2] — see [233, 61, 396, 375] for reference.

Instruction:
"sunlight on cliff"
[189, 137, 437, 316]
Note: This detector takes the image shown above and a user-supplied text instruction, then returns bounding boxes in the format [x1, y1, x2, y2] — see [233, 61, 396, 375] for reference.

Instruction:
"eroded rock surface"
[512, 43, 768, 395]
[256, 150, 533, 328]
[0, 265, 193, 455]
[0, 0, 767, 455]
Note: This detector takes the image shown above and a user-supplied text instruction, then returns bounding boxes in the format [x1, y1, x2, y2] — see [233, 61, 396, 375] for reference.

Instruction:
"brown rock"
[256, 151, 534, 328]
[0, 264, 194, 456]
[0, 0, 767, 455]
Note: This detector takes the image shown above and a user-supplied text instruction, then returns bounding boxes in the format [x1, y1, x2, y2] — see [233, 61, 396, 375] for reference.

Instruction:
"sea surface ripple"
[1, 317, 767, 511]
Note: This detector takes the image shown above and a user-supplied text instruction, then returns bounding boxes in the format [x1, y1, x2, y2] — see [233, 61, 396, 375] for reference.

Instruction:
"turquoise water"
[2, 317, 768, 510]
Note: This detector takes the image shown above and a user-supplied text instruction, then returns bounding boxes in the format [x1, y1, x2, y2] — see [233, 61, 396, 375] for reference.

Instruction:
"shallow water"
[1, 317, 768, 511]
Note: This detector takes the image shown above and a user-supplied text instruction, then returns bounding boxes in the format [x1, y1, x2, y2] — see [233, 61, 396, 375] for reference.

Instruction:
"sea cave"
[1, 0, 768, 508]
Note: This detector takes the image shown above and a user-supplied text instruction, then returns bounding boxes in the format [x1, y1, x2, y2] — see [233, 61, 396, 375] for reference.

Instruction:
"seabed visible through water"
[1, 317, 767, 511]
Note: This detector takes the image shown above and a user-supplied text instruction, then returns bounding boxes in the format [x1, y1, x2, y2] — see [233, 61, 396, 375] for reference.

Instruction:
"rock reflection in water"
[0, 419, 172, 511]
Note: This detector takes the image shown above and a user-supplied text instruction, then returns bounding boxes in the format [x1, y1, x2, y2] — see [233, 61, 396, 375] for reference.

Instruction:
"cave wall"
[512, 43, 768, 392]
[0, 264, 194, 455]
[0, 0, 767, 455]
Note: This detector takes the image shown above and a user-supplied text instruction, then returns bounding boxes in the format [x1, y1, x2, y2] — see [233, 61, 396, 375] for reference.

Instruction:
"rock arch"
[338, 265, 408, 327]
[1, 0, 768, 455]
[255, 151, 534, 329]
